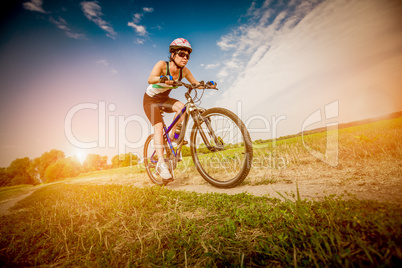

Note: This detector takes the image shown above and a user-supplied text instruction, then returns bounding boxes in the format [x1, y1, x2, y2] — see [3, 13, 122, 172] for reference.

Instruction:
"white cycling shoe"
[156, 161, 173, 181]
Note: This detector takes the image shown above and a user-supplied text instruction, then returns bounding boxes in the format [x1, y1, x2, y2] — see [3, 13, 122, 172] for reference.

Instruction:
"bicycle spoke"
[191, 108, 253, 188]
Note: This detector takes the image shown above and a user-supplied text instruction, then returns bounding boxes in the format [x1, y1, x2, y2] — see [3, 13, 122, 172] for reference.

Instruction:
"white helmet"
[169, 38, 192, 53]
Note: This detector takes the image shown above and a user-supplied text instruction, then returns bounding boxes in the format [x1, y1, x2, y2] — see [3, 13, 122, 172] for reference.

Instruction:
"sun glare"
[76, 151, 87, 164]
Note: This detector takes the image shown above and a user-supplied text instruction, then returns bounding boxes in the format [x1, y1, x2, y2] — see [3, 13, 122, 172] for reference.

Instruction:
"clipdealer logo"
[301, 100, 339, 167]
[64, 101, 148, 160]
[64, 100, 339, 167]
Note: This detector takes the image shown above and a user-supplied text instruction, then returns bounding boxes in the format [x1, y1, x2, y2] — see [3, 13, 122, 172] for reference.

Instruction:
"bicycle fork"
[191, 109, 224, 152]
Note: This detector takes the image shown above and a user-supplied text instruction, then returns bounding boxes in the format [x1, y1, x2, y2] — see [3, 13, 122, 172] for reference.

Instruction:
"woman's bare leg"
[169, 101, 185, 139]
[153, 122, 164, 161]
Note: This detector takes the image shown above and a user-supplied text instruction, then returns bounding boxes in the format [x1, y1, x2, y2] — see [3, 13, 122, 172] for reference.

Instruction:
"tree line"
[0, 149, 139, 187]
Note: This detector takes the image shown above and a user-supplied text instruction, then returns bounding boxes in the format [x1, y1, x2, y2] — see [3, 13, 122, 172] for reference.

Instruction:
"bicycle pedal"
[162, 178, 174, 185]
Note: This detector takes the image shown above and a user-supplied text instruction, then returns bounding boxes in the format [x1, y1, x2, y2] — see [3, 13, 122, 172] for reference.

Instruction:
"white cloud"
[128, 22, 147, 36]
[216, 59, 242, 80]
[245, 45, 269, 68]
[50, 16, 87, 40]
[245, 1, 257, 17]
[81, 1, 101, 17]
[23, 0, 47, 13]
[97, 59, 109, 66]
[97, 59, 118, 74]
[127, 7, 154, 38]
[23, 2, 86, 40]
[215, 0, 402, 137]
[50, 16, 68, 30]
[204, 63, 221, 70]
[81, 1, 100, 18]
[135, 38, 146, 44]
[217, 34, 236, 51]
[217, 68, 229, 78]
[216, 0, 324, 80]
[80, 1, 117, 39]
[132, 13, 142, 23]
[66, 32, 87, 40]
[143, 7, 154, 13]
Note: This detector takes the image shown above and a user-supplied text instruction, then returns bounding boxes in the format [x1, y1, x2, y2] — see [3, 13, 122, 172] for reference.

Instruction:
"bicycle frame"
[149, 104, 190, 165]
[163, 105, 188, 157]
[148, 81, 222, 167]
[144, 80, 253, 187]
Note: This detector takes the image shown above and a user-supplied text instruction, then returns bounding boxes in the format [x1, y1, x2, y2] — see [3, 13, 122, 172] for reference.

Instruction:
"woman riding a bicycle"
[143, 38, 216, 182]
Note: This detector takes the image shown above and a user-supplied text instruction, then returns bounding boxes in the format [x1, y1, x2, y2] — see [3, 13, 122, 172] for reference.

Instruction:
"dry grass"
[245, 117, 402, 186]
[1, 118, 402, 267]
[1, 183, 401, 267]
[57, 117, 402, 203]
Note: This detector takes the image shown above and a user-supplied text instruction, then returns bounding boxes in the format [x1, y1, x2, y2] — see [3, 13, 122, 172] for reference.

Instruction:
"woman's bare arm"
[147, 61, 166, 84]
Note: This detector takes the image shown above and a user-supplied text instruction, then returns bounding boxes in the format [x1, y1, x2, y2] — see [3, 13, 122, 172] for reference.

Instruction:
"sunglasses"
[176, 51, 190, 60]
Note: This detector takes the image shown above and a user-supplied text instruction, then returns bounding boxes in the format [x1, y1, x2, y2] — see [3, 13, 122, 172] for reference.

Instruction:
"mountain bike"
[143, 81, 253, 188]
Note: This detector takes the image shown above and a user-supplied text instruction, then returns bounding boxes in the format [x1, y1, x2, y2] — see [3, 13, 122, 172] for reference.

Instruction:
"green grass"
[1, 183, 401, 267]
[45, 116, 401, 187]
[251, 117, 402, 168]
[1, 117, 401, 266]
[0, 184, 37, 204]
[182, 116, 402, 185]
[74, 165, 145, 179]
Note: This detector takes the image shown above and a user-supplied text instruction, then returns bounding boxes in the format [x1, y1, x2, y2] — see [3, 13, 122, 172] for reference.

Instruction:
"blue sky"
[1, 0, 402, 167]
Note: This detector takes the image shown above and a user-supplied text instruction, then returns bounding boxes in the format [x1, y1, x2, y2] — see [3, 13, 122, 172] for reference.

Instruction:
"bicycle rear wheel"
[144, 134, 170, 185]
[190, 107, 253, 188]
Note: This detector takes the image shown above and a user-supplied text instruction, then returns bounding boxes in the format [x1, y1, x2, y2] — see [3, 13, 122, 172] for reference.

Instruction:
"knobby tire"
[190, 107, 253, 188]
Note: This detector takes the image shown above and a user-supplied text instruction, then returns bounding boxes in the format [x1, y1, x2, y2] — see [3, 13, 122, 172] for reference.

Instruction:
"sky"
[0, 0, 401, 167]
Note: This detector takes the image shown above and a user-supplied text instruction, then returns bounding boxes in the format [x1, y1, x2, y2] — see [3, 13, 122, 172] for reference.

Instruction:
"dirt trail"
[2, 158, 401, 215]
[166, 173, 402, 204]
[0, 186, 42, 215]
[69, 159, 402, 205]
[167, 181, 371, 201]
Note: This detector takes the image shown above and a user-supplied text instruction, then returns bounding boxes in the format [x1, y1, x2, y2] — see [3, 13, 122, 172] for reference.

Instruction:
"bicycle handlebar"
[172, 80, 219, 91]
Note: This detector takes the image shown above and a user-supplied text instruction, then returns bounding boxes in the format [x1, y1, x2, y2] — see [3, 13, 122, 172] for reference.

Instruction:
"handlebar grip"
[159, 75, 173, 83]
[172, 81, 181, 87]
[206, 81, 217, 86]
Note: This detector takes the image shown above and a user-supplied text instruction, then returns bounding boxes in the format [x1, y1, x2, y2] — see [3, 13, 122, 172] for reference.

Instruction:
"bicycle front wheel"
[190, 107, 253, 188]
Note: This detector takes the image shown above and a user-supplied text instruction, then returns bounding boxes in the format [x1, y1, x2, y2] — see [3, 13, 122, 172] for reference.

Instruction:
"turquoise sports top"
[146, 61, 183, 98]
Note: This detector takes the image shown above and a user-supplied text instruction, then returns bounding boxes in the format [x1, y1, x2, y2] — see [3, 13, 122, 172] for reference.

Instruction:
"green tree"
[111, 153, 139, 168]
[29, 149, 65, 182]
[11, 175, 31, 186]
[83, 154, 108, 171]
[62, 158, 83, 178]
[7, 157, 35, 185]
[45, 157, 83, 183]
[254, 139, 263, 144]
[197, 143, 211, 154]
[181, 146, 191, 157]
[45, 163, 62, 183]
[0, 167, 12, 187]
[27, 157, 41, 183]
